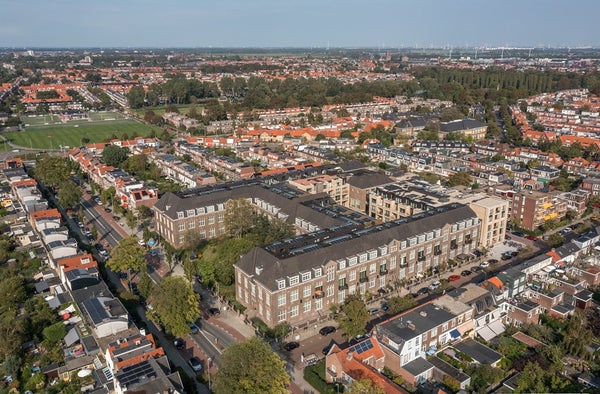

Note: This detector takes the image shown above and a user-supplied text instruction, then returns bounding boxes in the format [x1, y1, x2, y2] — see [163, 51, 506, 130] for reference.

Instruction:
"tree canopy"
[224, 198, 257, 238]
[102, 144, 130, 167]
[213, 337, 289, 394]
[34, 156, 73, 188]
[334, 294, 368, 338]
[148, 276, 200, 337]
[106, 236, 146, 285]
[57, 179, 82, 210]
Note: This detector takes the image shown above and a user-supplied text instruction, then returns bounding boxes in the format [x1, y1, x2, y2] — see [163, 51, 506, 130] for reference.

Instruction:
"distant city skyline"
[1, 0, 599, 49]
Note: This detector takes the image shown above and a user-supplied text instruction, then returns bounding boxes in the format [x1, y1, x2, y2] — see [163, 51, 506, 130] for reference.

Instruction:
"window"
[266, 310, 271, 321]
[326, 285, 334, 297]
[349, 270, 356, 281]
[289, 276, 299, 286]
[303, 300, 311, 313]
[198, 218, 205, 226]
[177, 212, 184, 219]
[338, 290, 345, 303]
[314, 268, 322, 277]
[178, 223, 185, 231]
[208, 229, 215, 237]
[290, 290, 298, 302]
[278, 309, 286, 322]
[315, 298, 323, 310]
[369, 263, 376, 274]
[442, 323, 448, 331]
[359, 253, 367, 263]
[277, 294, 286, 307]
[327, 267, 335, 282]
[369, 278, 375, 288]
[187, 209, 195, 217]
[208, 216, 215, 225]
[369, 250, 377, 260]
[302, 272, 311, 282]
[290, 305, 299, 318]
[338, 259, 346, 270]
[303, 285, 311, 298]
[390, 244, 397, 252]
[188, 221, 195, 229]
[218, 214, 224, 222]
[277, 279, 285, 290]
[179, 235, 185, 244]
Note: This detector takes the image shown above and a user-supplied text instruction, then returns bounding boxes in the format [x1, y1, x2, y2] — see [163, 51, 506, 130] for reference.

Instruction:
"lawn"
[132, 104, 200, 117]
[4, 119, 161, 149]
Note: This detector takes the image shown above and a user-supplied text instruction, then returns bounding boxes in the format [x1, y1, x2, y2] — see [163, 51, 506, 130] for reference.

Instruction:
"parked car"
[283, 342, 300, 351]
[429, 280, 441, 290]
[137, 239, 146, 247]
[511, 231, 525, 237]
[190, 322, 200, 334]
[525, 235, 537, 241]
[104, 207, 111, 213]
[208, 307, 221, 316]
[322, 343, 334, 355]
[94, 197, 102, 205]
[448, 275, 461, 282]
[381, 303, 389, 311]
[173, 338, 185, 350]
[319, 326, 336, 336]
[189, 356, 202, 372]
[415, 287, 429, 296]
[368, 308, 380, 315]
[488, 259, 499, 265]
[480, 261, 490, 268]
[460, 270, 472, 276]
[471, 265, 483, 272]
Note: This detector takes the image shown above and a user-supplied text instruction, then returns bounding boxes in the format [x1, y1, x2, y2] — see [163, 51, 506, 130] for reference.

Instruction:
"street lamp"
[207, 357, 212, 390]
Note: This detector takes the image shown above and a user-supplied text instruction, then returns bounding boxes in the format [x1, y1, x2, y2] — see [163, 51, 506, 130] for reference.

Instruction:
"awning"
[64, 327, 80, 347]
[488, 320, 506, 336]
[457, 253, 469, 260]
[450, 329, 461, 339]
[477, 326, 496, 341]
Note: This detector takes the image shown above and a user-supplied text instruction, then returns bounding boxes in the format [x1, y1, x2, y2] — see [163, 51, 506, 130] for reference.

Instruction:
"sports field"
[132, 104, 199, 117]
[5, 116, 161, 149]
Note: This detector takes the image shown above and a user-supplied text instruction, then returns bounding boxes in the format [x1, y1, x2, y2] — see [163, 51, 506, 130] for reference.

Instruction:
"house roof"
[346, 172, 393, 189]
[454, 339, 502, 365]
[402, 357, 434, 376]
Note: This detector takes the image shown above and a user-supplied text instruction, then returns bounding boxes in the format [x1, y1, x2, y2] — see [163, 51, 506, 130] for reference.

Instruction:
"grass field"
[4, 119, 161, 149]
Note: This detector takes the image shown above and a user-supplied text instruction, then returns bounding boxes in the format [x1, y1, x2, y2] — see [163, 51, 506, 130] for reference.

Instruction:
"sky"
[1, 0, 599, 48]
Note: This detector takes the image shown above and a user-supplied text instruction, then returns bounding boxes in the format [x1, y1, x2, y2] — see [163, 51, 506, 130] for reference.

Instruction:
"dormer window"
[277, 279, 285, 290]
[177, 212, 184, 219]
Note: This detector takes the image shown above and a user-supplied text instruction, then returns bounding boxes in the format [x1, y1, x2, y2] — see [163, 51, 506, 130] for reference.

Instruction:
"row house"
[439, 118, 487, 141]
[375, 296, 473, 385]
[56, 253, 99, 291]
[151, 154, 216, 188]
[581, 176, 600, 196]
[235, 204, 481, 328]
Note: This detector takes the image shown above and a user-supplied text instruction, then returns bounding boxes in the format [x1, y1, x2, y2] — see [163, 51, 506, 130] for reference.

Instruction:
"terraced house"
[234, 204, 481, 328]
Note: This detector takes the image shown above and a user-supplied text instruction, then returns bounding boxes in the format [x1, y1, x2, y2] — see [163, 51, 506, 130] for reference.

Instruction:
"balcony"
[379, 268, 388, 275]
[359, 276, 369, 283]
[434, 250, 442, 256]
[418, 255, 426, 262]
[314, 289, 324, 299]
[464, 239, 472, 244]
[338, 283, 348, 291]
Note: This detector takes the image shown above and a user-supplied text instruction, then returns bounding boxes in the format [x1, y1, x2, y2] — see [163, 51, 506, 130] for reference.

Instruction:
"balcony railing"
[418, 255, 426, 262]
[359, 276, 369, 283]
[379, 268, 388, 275]
[434, 250, 442, 256]
[338, 283, 348, 291]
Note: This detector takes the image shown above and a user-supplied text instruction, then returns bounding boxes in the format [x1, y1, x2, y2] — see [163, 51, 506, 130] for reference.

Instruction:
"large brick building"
[234, 204, 481, 328]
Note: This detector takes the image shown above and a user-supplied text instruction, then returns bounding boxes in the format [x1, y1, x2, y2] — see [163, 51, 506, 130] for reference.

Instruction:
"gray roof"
[64, 327, 80, 347]
[428, 356, 471, 383]
[236, 204, 478, 291]
[439, 118, 485, 133]
[402, 357, 434, 376]
[81, 297, 127, 326]
[346, 172, 393, 189]
[379, 303, 457, 345]
[454, 339, 502, 365]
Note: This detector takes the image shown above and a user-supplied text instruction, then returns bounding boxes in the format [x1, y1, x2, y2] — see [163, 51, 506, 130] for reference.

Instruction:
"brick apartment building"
[234, 204, 481, 328]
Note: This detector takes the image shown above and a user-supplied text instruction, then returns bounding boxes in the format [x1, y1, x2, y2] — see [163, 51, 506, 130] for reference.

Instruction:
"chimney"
[347, 352, 353, 361]
[420, 311, 427, 317]
[140, 328, 146, 336]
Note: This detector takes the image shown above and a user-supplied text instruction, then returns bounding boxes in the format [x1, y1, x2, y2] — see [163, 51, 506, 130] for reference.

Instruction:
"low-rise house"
[32, 208, 61, 231]
[428, 356, 471, 390]
[113, 355, 183, 394]
[72, 283, 129, 338]
[496, 268, 527, 298]
[506, 299, 542, 327]
[47, 239, 78, 260]
[106, 332, 165, 372]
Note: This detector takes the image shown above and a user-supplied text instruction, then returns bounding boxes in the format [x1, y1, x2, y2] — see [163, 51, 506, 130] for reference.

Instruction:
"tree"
[123, 153, 148, 176]
[315, 133, 326, 141]
[34, 156, 72, 188]
[102, 145, 129, 167]
[43, 321, 67, 346]
[57, 180, 82, 210]
[125, 209, 137, 230]
[547, 233, 564, 247]
[347, 379, 386, 394]
[148, 276, 200, 337]
[137, 205, 153, 220]
[0, 276, 26, 315]
[126, 85, 146, 108]
[213, 337, 289, 394]
[137, 272, 154, 298]
[514, 362, 549, 394]
[386, 295, 417, 315]
[447, 171, 473, 187]
[224, 198, 257, 238]
[106, 236, 146, 287]
[335, 294, 368, 339]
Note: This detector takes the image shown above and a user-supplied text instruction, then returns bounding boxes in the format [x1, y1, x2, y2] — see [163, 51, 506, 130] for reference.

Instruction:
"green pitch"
[5, 119, 161, 149]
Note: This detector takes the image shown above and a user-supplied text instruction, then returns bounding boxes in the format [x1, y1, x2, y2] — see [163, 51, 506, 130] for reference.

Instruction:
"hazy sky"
[1, 0, 598, 48]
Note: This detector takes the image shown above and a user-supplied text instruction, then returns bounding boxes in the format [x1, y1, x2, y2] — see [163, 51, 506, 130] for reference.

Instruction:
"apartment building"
[469, 197, 509, 248]
[510, 190, 569, 231]
[288, 174, 348, 206]
[234, 204, 481, 328]
[153, 182, 367, 248]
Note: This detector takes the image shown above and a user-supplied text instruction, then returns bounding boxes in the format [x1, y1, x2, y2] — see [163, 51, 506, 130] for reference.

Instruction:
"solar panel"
[349, 339, 374, 355]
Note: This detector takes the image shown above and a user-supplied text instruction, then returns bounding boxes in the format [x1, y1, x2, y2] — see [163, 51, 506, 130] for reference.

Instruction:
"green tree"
[347, 379, 386, 394]
[43, 321, 67, 346]
[0, 276, 26, 315]
[123, 153, 148, 176]
[224, 198, 257, 238]
[137, 272, 154, 298]
[57, 180, 82, 210]
[137, 205, 153, 220]
[213, 337, 289, 394]
[514, 362, 548, 394]
[102, 145, 129, 167]
[126, 85, 146, 108]
[468, 364, 505, 393]
[125, 209, 137, 230]
[386, 295, 417, 315]
[547, 233, 564, 247]
[34, 155, 72, 188]
[148, 276, 201, 337]
[314, 133, 326, 141]
[334, 294, 368, 339]
[106, 236, 146, 288]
